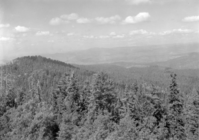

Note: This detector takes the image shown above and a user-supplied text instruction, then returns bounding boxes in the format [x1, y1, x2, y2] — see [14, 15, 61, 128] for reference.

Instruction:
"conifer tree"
[166, 73, 186, 140]
[185, 88, 199, 140]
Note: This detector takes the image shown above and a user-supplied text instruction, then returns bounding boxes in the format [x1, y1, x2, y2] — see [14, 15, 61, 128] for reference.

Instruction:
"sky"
[0, 0, 199, 62]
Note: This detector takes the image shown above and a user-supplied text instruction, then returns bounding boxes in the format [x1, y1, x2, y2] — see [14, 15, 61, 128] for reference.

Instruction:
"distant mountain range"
[153, 52, 199, 69]
[111, 52, 199, 69]
[43, 43, 199, 69]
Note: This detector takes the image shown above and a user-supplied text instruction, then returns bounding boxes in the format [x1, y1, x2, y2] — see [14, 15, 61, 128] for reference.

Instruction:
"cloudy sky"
[0, 0, 199, 61]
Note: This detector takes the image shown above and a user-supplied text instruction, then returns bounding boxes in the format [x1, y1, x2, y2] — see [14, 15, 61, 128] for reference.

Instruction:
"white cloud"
[99, 35, 110, 39]
[183, 15, 199, 22]
[15, 26, 29, 32]
[83, 35, 95, 39]
[148, 32, 156, 35]
[160, 29, 193, 35]
[0, 37, 11, 41]
[50, 13, 151, 25]
[95, 15, 121, 24]
[67, 32, 75, 36]
[109, 32, 125, 38]
[123, 12, 150, 24]
[110, 32, 116, 36]
[129, 29, 148, 35]
[50, 13, 91, 25]
[126, 0, 151, 5]
[77, 18, 91, 23]
[113, 34, 125, 38]
[0, 24, 10, 28]
[125, 0, 186, 5]
[49, 17, 63, 25]
[36, 31, 50, 36]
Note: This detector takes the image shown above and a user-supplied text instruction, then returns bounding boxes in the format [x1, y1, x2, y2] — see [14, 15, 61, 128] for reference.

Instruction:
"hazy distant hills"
[77, 62, 199, 91]
[44, 43, 199, 69]
[112, 52, 199, 69]
[153, 52, 199, 69]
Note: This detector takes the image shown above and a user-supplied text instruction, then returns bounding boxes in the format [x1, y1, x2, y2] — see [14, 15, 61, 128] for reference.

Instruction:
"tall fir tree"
[166, 73, 186, 140]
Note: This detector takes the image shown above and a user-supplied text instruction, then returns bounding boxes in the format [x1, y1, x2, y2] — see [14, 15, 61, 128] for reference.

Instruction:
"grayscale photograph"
[0, 0, 199, 140]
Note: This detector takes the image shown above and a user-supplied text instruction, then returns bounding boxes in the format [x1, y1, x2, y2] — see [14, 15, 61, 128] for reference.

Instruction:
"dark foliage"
[0, 56, 199, 140]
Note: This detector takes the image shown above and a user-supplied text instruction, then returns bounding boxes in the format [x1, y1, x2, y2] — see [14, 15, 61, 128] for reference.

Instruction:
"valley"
[44, 43, 199, 69]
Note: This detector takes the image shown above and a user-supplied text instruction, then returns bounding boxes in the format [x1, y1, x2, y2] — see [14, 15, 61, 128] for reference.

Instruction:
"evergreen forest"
[0, 56, 199, 140]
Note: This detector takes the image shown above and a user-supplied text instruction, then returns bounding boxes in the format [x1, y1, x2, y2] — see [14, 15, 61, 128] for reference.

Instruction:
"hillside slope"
[44, 43, 199, 69]
[154, 52, 199, 69]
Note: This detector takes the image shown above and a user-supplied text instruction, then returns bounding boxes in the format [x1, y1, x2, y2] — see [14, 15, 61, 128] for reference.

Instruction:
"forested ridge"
[0, 56, 199, 140]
